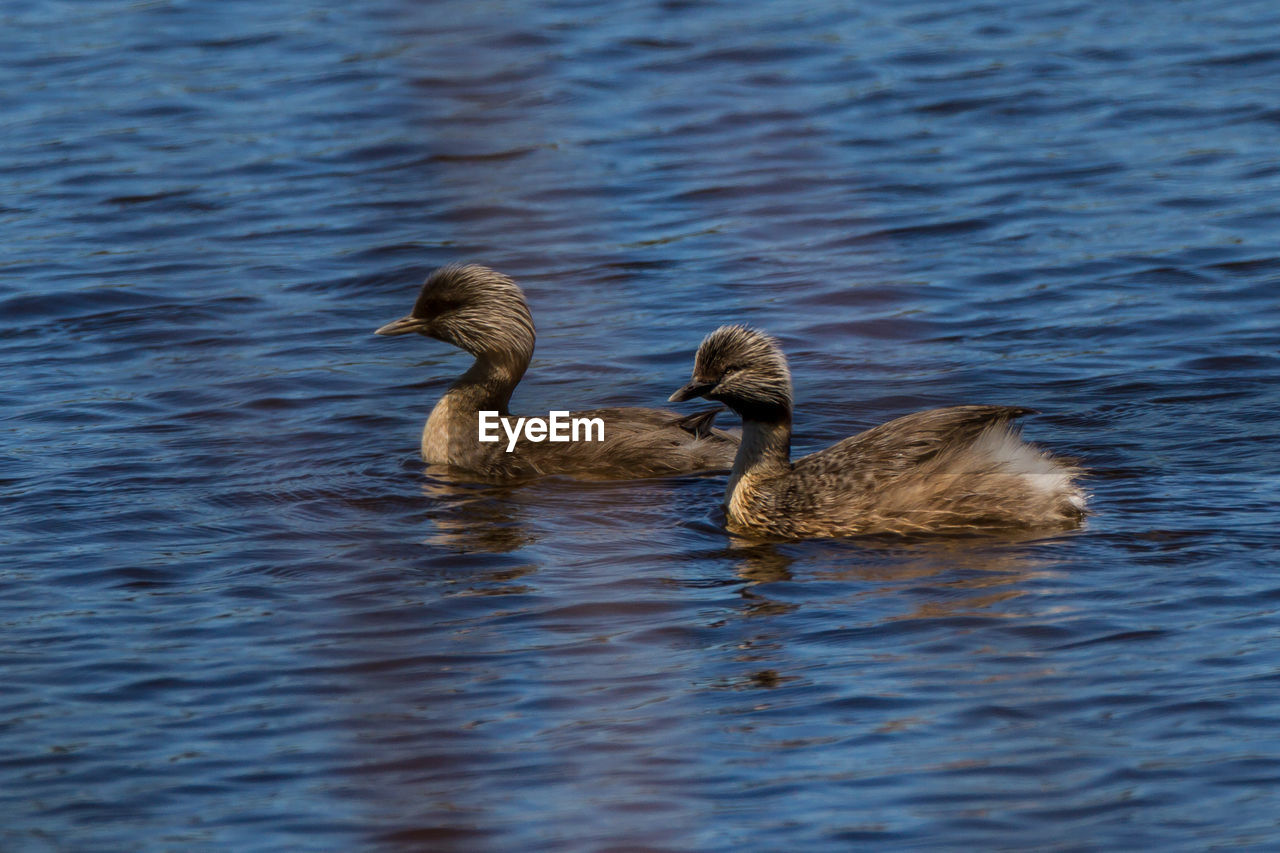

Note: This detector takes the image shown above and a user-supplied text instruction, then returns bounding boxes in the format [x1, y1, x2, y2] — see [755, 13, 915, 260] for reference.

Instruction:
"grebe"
[670, 325, 1086, 538]
[375, 264, 737, 480]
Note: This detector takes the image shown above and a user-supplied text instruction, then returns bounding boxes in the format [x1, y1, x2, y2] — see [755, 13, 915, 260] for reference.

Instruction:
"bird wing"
[795, 405, 1036, 482]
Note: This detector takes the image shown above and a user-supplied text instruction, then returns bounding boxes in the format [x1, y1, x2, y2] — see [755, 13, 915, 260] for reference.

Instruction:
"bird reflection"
[705, 531, 1077, 700]
[418, 467, 536, 553]
[724, 530, 1075, 624]
[722, 541, 797, 618]
[811, 533, 1068, 623]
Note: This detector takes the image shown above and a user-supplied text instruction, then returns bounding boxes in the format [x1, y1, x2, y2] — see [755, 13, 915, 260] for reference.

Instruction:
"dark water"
[4, 0, 1280, 849]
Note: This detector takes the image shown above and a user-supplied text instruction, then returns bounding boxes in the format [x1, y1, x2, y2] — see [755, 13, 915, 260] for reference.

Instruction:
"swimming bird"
[375, 264, 738, 480]
[669, 325, 1086, 538]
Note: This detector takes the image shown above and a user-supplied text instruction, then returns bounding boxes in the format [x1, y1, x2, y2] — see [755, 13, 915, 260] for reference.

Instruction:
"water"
[4, 0, 1280, 849]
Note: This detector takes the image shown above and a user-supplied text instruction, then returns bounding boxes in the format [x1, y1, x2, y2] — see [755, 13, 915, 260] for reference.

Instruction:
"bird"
[374, 264, 738, 480]
[669, 324, 1087, 539]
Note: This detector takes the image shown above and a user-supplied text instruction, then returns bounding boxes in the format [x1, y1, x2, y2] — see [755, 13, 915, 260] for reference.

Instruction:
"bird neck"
[421, 351, 529, 464]
[726, 413, 792, 499]
[442, 311, 535, 413]
[446, 350, 529, 414]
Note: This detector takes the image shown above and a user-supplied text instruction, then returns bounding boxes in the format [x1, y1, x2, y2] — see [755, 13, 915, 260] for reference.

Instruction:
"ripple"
[4, 0, 1280, 850]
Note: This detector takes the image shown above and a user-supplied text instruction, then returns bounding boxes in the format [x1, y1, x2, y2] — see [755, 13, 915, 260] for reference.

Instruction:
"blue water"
[4, 0, 1280, 849]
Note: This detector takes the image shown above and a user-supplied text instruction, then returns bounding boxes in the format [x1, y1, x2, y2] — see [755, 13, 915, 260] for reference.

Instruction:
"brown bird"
[375, 264, 737, 480]
[670, 325, 1087, 539]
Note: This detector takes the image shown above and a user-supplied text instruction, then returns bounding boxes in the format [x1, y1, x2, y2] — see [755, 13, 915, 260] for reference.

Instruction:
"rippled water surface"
[5, 0, 1280, 849]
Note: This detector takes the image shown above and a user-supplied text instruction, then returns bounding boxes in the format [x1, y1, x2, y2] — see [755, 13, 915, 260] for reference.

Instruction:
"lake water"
[4, 0, 1280, 849]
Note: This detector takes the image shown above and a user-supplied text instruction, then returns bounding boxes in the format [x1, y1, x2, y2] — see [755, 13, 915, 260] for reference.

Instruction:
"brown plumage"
[375, 264, 738, 480]
[670, 325, 1087, 539]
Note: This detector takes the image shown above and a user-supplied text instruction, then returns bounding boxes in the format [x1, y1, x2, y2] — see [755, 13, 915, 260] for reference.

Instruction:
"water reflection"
[419, 470, 534, 554]
[706, 534, 1078, 712]
[725, 534, 1071, 621]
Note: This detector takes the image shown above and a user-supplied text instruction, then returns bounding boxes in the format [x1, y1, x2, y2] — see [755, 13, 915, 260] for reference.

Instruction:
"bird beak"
[374, 315, 428, 336]
[668, 380, 716, 403]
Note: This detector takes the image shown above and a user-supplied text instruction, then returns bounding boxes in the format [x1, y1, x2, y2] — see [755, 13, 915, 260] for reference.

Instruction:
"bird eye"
[416, 297, 461, 318]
